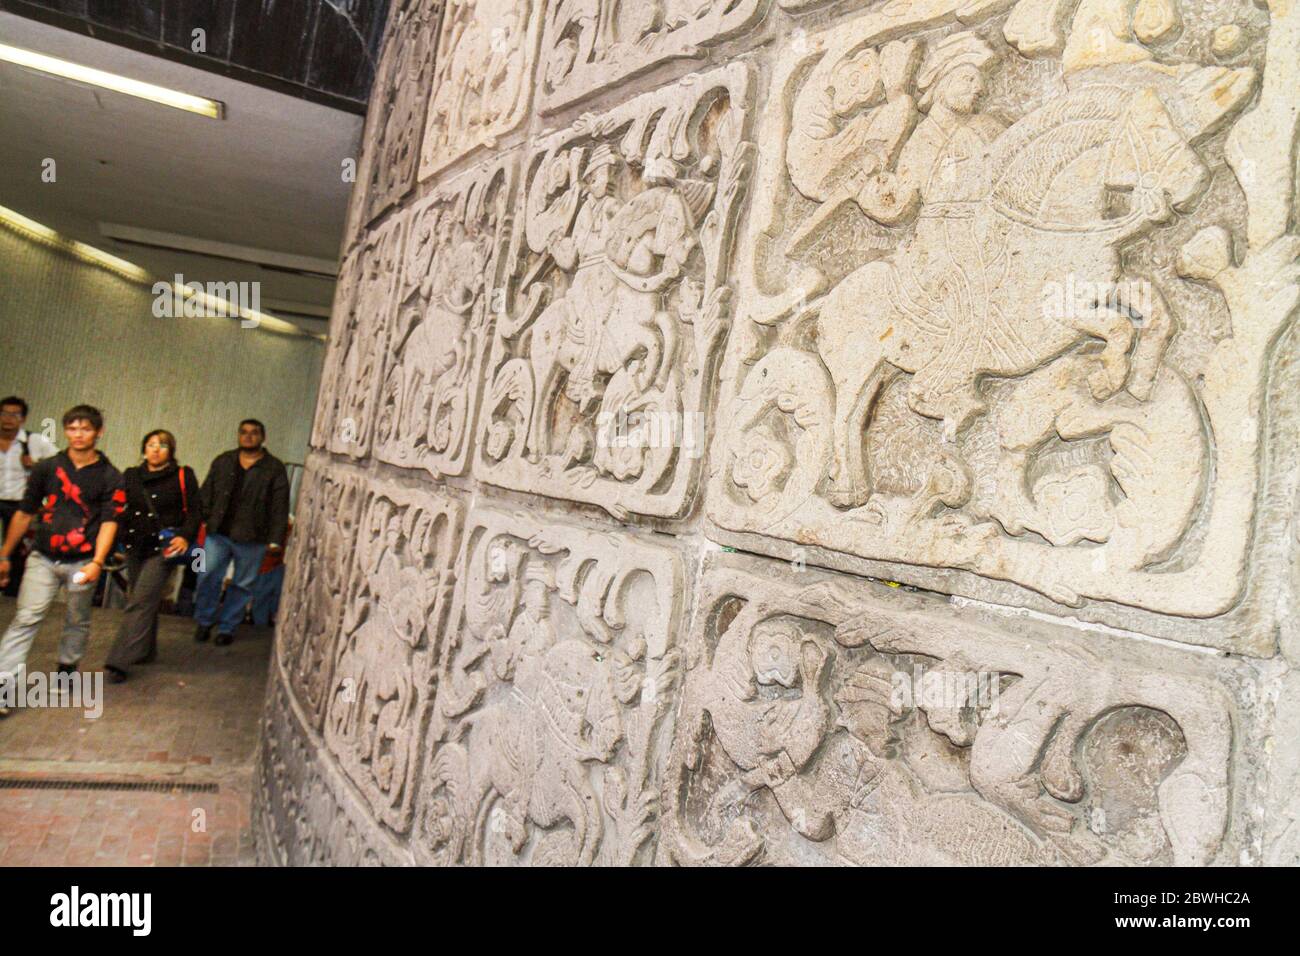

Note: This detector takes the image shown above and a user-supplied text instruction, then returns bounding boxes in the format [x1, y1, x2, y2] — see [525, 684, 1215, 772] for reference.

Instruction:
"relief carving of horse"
[815, 83, 1209, 507]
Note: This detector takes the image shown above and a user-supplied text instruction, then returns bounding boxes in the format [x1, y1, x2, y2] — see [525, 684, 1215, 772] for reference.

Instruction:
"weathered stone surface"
[707, 0, 1300, 650]
[538, 0, 771, 113]
[314, 214, 407, 459]
[375, 156, 517, 478]
[663, 550, 1254, 866]
[322, 480, 462, 834]
[257, 670, 410, 866]
[419, 0, 544, 180]
[475, 64, 754, 519]
[275, 459, 368, 729]
[258, 0, 1300, 868]
[362, 0, 443, 223]
[413, 505, 685, 864]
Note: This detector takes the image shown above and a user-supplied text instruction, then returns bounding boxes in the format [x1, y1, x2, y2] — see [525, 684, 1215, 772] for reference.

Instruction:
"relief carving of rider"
[547, 143, 627, 410]
[888, 33, 1020, 429]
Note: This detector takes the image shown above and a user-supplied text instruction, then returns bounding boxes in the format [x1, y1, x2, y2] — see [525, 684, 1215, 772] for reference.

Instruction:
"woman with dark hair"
[104, 430, 202, 682]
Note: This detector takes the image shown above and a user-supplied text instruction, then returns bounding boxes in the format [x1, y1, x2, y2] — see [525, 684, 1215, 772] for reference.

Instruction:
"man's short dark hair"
[239, 418, 266, 436]
[62, 405, 104, 430]
[0, 396, 28, 417]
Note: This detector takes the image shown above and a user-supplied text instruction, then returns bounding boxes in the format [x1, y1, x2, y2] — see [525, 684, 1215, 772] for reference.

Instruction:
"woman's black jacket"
[119, 463, 203, 556]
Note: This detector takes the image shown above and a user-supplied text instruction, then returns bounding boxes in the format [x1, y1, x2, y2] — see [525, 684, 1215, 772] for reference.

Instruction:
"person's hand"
[164, 536, 188, 558]
[0, 558, 10, 589]
[78, 561, 102, 584]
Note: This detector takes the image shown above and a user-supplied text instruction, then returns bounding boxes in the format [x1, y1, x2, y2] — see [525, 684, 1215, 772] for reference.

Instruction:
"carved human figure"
[493, 563, 557, 680]
[443, 614, 624, 863]
[524, 145, 694, 462]
[805, 32, 1212, 508]
[699, 618, 840, 840]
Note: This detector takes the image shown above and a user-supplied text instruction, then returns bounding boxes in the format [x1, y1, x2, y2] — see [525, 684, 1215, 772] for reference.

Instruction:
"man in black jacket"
[193, 419, 289, 645]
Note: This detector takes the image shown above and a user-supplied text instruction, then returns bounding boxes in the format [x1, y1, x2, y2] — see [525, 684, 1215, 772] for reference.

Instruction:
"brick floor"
[0, 596, 268, 866]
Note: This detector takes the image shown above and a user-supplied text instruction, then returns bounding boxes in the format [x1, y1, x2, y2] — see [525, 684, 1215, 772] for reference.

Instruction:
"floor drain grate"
[0, 777, 218, 794]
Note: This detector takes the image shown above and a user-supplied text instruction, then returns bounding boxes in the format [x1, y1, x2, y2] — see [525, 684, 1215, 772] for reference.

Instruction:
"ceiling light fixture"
[0, 203, 151, 281]
[0, 204, 321, 339]
[0, 42, 224, 119]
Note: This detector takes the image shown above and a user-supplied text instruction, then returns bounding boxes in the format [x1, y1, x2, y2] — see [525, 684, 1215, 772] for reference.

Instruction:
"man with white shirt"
[0, 397, 57, 597]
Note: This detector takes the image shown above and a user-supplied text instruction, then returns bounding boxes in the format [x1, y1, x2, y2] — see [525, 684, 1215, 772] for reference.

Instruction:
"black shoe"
[105, 666, 127, 684]
[194, 624, 212, 643]
[56, 662, 77, 675]
[214, 632, 234, 646]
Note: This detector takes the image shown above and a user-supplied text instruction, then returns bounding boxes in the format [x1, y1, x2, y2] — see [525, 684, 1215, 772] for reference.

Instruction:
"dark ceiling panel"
[86, 0, 161, 36]
[0, 0, 390, 110]
[162, 0, 235, 61]
[307, 0, 383, 102]
[228, 0, 318, 85]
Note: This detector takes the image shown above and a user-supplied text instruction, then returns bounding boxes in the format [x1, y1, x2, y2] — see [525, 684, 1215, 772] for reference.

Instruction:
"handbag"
[140, 466, 191, 566]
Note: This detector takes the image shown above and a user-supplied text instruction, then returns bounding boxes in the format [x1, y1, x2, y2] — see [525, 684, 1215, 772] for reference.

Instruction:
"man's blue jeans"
[194, 533, 266, 636]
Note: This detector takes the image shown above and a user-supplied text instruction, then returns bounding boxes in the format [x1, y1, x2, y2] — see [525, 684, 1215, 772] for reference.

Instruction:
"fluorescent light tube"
[0, 42, 224, 119]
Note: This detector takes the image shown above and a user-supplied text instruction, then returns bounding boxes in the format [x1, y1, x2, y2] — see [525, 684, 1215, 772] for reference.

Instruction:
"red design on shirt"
[55, 466, 87, 513]
[111, 488, 126, 516]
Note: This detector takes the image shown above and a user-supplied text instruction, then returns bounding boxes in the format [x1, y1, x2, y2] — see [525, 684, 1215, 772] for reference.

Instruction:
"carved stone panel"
[663, 551, 1247, 866]
[418, 0, 545, 180]
[315, 214, 407, 459]
[538, 0, 770, 113]
[322, 482, 463, 834]
[707, 0, 1298, 647]
[256, 676, 405, 866]
[413, 507, 685, 865]
[362, 0, 443, 223]
[375, 155, 517, 478]
[276, 460, 368, 729]
[475, 64, 754, 519]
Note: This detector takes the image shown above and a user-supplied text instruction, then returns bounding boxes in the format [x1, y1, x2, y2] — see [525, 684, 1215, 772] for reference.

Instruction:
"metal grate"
[0, 777, 218, 794]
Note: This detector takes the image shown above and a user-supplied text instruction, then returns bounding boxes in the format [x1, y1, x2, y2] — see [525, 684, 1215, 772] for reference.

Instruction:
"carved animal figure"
[836, 613, 1234, 865]
[437, 639, 625, 865]
[815, 82, 1206, 505]
[524, 176, 697, 461]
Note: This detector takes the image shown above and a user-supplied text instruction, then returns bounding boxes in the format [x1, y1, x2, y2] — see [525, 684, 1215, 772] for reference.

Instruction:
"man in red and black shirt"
[0, 406, 124, 715]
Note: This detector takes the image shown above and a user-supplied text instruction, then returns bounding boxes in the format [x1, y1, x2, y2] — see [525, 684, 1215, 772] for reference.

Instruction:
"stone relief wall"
[255, 0, 1300, 866]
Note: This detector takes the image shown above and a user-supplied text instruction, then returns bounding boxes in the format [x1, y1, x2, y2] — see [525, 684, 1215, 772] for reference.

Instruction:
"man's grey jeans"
[0, 551, 94, 684]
